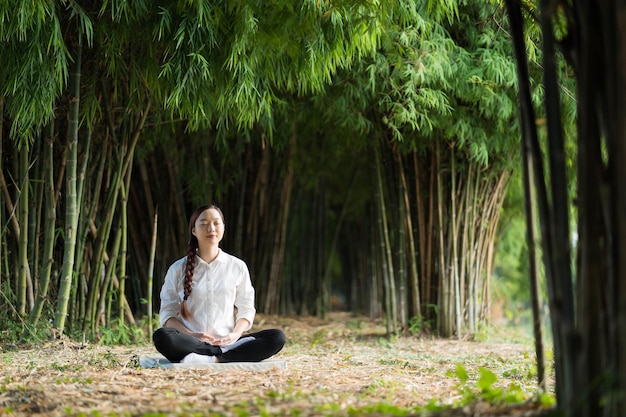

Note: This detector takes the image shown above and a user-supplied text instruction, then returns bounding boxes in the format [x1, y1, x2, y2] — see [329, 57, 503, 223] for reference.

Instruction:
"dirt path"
[0, 313, 553, 416]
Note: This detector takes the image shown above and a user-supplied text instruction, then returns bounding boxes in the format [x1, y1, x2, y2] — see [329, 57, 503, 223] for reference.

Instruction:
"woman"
[153, 204, 286, 363]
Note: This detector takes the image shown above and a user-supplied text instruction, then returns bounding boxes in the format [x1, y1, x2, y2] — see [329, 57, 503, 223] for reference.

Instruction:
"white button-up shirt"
[158, 250, 256, 337]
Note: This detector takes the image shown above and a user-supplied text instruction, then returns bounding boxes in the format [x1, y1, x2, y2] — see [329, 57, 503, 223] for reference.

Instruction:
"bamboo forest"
[2, 0, 540, 340]
[3, 1, 626, 416]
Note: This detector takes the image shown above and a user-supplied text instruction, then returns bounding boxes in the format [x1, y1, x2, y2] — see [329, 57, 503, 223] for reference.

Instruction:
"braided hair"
[180, 204, 225, 320]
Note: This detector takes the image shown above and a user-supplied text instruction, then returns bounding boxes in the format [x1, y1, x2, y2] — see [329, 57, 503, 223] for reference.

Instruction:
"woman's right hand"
[193, 332, 218, 345]
[164, 319, 219, 345]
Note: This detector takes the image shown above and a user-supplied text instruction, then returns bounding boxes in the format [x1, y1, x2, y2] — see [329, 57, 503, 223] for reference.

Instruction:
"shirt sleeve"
[159, 260, 183, 327]
[234, 261, 256, 331]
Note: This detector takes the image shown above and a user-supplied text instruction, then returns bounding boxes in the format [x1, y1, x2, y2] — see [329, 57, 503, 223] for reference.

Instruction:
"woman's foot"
[180, 353, 215, 364]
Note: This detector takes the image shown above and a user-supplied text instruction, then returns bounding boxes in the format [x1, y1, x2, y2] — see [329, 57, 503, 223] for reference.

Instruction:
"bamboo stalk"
[26, 122, 57, 334]
[427, 154, 436, 311]
[321, 169, 358, 316]
[147, 206, 158, 335]
[0, 159, 20, 238]
[369, 216, 381, 318]
[0, 99, 3, 285]
[54, 41, 82, 334]
[85, 104, 149, 337]
[98, 220, 122, 327]
[396, 163, 408, 328]
[17, 145, 30, 315]
[397, 150, 419, 320]
[28, 137, 42, 300]
[436, 143, 448, 336]
[465, 163, 478, 334]
[506, 0, 574, 408]
[264, 135, 295, 314]
[118, 179, 129, 325]
[413, 152, 426, 315]
[375, 142, 398, 335]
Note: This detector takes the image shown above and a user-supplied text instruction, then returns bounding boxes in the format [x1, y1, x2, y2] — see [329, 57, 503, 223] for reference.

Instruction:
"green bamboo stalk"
[413, 152, 427, 313]
[74, 127, 92, 273]
[468, 165, 481, 333]
[436, 142, 451, 336]
[85, 105, 148, 336]
[369, 218, 381, 318]
[101, 221, 124, 327]
[461, 162, 475, 334]
[98, 220, 123, 328]
[375, 142, 397, 335]
[26, 122, 56, 334]
[450, 146, 462, 339]
[85, 153, 124, 335]
[0, 99, 3, 293]
[28, 137, 42, 303]
[53, 42, 82, 334]
[396, 175, 408, 329]
[397, 151, 420, 320]
[147, 206, 158, 335]
[17, 145, 29, 316]
[118, 182, 129, 325]
[70, 128, 93, 330]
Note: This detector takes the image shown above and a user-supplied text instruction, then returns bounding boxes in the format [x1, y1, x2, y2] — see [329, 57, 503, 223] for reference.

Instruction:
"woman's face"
[192, 208, 225, 246]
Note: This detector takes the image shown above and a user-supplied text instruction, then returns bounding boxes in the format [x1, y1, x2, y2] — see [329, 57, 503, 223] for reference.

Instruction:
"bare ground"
[0, 313, 555, 417]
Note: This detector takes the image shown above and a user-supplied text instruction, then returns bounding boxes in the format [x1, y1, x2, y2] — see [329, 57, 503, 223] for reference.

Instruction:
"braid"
[180, 237, 198, 320]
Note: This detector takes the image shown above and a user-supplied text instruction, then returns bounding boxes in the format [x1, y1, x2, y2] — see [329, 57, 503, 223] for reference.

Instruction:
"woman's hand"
[212, 331, 243, 346]
[212, 318, 250, 346]
[193, 332, 219, 344]
[193, 331, 242, 346]
[192, 318, 250, 346]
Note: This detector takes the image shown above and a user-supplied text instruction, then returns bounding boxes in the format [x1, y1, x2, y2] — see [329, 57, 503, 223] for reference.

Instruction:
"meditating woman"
[153, 204, 286, 363]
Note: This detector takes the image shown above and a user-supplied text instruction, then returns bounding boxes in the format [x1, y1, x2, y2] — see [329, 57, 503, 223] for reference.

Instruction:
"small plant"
[408, 315, 430, 335]
[310, 329, 326, 346]
[86, 349, 122, 369]
[345, 319, 364, 330]
[98, 318, 147, 346]
[449, 363, 552, 408]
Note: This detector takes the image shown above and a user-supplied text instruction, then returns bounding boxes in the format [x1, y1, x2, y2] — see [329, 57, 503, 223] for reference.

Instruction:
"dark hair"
[180, 204, 225, 320]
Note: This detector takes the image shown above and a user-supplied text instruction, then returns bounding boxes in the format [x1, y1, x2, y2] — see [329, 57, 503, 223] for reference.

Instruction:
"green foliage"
[408, 314, 431, 335]
[448, 363, 553, 407]
[97, 318, 147, 346]
[155, 0, 389, 131]
[84, 349, 123, 369]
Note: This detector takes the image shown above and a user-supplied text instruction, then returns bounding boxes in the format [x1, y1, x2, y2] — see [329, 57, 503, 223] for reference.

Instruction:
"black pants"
[153, 327, 286, 363]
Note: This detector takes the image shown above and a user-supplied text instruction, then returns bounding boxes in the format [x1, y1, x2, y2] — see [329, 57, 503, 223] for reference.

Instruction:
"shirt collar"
[195, 249, 226, 266]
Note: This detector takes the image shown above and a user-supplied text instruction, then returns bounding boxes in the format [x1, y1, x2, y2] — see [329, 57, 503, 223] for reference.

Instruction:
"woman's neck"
[197, 246, 219, 264]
